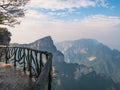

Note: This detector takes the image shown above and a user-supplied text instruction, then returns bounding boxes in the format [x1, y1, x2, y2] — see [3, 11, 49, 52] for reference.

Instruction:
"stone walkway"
[0, 62, 33, 90]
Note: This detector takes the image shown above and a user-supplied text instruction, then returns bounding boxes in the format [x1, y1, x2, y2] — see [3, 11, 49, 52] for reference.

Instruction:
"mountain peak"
[75, 38, 99, 45]
[35, 36, 52, 42]
[41, 36, 52, 40]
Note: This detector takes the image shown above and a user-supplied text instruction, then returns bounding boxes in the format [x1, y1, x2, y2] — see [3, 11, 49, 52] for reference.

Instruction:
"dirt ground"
[0, 62, 33, 90]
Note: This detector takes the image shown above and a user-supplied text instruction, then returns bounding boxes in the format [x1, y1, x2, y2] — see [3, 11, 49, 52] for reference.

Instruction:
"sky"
[9, 0, 120, 50]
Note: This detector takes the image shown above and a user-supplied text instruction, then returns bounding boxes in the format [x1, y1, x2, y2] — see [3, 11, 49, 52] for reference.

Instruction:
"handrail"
[0, 46, 52, 90]
[33, 53, 52, 90]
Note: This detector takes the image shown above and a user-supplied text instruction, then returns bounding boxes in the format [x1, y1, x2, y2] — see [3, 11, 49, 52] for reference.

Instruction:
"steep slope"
[54, 62, 120, 90]
[56, 39, 120, 82]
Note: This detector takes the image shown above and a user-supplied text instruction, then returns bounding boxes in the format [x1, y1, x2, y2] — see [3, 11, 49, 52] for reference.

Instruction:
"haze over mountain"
[56, 39, 120, 82]
[11, 36, 120, 90]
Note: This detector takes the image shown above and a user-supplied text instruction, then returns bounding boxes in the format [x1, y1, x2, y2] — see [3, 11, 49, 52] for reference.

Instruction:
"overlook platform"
[0, 62, 33, 90]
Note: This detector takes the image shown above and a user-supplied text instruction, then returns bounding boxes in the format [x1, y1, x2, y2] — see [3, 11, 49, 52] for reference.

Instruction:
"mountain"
[11, 36, 64, 64]
[56, 39, 120, 82]
[54, 61, 120, 90]
[10, 36, 120, 90]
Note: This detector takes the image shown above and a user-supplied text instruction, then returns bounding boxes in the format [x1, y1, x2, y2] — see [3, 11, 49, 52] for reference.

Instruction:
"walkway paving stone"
[0, 62, 33, 90]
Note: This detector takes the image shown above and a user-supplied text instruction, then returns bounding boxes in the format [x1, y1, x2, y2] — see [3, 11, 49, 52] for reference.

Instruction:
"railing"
[0, 46, 52, 90]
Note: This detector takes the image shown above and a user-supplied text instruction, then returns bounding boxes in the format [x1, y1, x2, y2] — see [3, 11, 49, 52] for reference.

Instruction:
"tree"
[0, 0, 29, 27]
[0, 27, 11, 45]
[0, 0, 29, 45]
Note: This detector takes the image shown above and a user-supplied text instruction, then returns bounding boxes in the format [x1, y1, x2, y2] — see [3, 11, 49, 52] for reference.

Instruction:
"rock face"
[56, 39, 120, 82]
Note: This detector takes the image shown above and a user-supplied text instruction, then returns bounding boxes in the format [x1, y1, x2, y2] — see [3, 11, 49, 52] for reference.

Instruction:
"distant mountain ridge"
[56, 38, 120, 82]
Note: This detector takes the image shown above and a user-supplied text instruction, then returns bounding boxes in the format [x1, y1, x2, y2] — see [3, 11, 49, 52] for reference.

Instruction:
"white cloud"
[9, 10, 120, 51]
[25, 10, 48, 21]
[27, 0, 108, 10]
[80, 15, 120, 29]
[47, 12, 68, 17]
[96, 0, 108, 8]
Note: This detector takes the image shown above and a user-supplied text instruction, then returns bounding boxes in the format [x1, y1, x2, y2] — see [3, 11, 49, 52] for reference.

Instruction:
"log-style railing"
[0, 46, 52, 90]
